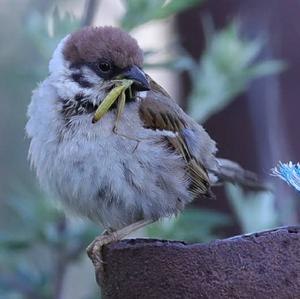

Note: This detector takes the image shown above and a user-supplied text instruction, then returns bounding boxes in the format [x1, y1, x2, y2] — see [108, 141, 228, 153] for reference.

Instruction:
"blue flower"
[271, 162, 300, 192]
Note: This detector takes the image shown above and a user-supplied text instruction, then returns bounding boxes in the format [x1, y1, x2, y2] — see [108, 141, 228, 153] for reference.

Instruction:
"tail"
[209, 158, 268, 191]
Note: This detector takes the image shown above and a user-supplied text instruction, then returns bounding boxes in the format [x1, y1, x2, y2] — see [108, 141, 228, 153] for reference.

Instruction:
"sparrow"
[26, 26, 264, 265]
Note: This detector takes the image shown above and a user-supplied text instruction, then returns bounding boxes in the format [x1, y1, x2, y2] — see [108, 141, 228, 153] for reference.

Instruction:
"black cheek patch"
[71, 73, 94, 88]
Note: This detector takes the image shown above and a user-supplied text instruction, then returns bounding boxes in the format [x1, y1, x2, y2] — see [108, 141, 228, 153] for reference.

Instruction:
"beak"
[120, 65, 150, 91]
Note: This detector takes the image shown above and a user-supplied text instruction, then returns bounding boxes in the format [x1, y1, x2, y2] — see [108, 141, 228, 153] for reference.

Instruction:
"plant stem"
[81, 0, 100, 27]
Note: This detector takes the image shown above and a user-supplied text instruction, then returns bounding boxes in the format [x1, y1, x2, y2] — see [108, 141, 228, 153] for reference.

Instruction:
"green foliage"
[143, 46, 196, 71]
[0, 187, 99, 298]
[187, 24, 285, 122]
[225, 184, 279, 234]
[121, 0, 203, 31]
[146, 208, 232, 242]
[26, 8, 80, 61]
[24, 6, 80, 82]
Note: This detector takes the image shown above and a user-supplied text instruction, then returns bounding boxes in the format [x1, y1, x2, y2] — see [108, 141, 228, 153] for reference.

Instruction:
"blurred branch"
[81, 0, 100, 27]
[53, 216, 68, 299]
[33, 0, 53, 14]
[52, 216, 91, 299]
[53, 242, 88, 299]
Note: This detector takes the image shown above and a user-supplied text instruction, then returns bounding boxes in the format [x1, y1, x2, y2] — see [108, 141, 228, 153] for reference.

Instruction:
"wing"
[138, 77, 214, 199]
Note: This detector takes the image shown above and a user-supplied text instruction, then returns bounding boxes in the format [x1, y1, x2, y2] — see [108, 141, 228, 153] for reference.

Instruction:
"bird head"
[49, 26, 150, 108]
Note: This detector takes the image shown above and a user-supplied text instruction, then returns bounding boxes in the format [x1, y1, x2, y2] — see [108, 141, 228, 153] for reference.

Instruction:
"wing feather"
[138, 77, 213, 199]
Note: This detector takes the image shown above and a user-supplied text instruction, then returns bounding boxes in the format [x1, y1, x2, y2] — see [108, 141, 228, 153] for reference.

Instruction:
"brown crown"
[63, 26, 143, 68]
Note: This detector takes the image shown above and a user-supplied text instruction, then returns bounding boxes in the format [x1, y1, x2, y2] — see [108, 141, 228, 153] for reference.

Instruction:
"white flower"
[271, 161, 300, 192]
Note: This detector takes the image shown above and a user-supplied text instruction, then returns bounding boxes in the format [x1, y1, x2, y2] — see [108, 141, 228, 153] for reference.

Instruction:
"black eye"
[98, 62, 111, 73]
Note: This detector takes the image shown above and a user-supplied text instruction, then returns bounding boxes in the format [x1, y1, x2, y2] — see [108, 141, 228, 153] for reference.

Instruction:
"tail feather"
[210, 158, 268, 191]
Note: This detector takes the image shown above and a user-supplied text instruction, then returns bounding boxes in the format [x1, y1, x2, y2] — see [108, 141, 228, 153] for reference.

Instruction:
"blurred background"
[1, 0, 299, 298]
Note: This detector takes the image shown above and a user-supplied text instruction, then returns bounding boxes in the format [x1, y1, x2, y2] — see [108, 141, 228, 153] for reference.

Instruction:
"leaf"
[121, 0, 203, 31]
[187, 23, 285, 122]
[248, 60, 287, 78]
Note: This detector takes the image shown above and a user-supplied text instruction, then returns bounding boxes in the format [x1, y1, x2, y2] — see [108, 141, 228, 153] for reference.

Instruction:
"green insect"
[92, 79, 134, 130]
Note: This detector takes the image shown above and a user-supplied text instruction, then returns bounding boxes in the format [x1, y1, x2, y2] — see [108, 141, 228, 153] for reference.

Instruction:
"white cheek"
[50, 72, 82, 99]
[81, 66, 100, 85]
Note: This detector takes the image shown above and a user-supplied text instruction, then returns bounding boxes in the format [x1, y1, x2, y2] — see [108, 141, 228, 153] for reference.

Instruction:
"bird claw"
[86, 232, 117, 268]
[87, 219, 154, 278]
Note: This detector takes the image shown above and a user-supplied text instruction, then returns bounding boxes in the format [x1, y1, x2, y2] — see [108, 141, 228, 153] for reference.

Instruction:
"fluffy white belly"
[27, 97, 191, 230]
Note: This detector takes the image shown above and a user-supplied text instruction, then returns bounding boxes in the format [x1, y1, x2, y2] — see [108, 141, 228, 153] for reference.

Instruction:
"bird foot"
[86, 231, 118, 268]
[87, 219, 154, 278]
